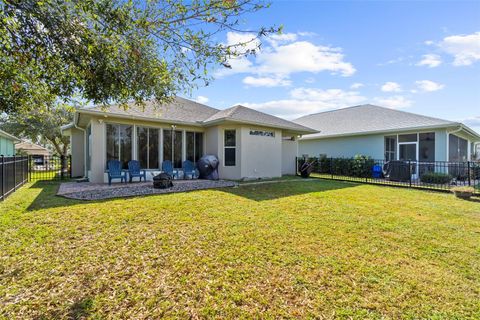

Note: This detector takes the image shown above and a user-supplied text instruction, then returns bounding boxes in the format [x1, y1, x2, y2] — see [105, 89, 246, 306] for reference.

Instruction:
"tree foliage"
[0, 103, 75, 156]
[0, 0, 278, 112]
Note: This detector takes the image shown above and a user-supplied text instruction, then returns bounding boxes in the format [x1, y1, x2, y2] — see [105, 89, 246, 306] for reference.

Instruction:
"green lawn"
[1, 180, 479, 319]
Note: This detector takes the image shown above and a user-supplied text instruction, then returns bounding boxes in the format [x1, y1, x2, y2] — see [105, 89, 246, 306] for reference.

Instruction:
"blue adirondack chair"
[107, 160, 126, 185]
[127, 160, 147, 183]
[182, 160, 197, 179]
[162, 160, 178, 179]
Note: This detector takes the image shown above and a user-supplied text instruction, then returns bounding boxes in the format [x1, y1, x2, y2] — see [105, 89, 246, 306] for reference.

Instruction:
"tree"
[0, 0, 278, 113]
[0, 103, 75, 156]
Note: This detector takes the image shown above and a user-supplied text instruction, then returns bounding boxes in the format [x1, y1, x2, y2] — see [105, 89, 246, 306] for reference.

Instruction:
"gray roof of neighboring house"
[202, 105, 316, 133]
[294, 104, 478, 139]
[0, 129, 20, 142]
[78, 97, 316, 133]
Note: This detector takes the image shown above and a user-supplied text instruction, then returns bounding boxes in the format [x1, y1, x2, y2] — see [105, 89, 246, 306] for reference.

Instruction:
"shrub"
[420, 172, 452, 184]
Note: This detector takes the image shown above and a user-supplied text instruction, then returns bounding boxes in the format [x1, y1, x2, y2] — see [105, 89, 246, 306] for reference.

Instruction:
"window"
[106, 124, 132, 169]
[398, 134, 417, 143]
[419, 132, 435, 162]
[186, 132, 204, 163]
[137, 127, 159, 169]
[449, 134, 468, 162]
[163, 129, 183, 168]
[224, 130, 236, 166]
[384, 136, 396, 161]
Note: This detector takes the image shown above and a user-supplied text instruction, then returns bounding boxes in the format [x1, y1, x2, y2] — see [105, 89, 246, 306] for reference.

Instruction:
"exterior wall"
[299, 129, 449, 161]
[240, 126, 282, 179]
[89, 119, 106, 183]
[299, 134, 385, 159]
[79, 115, 297, 182]
[0, 136, 15, 156]
[70, 128, 85, 177]
[281, 138, 298, 175]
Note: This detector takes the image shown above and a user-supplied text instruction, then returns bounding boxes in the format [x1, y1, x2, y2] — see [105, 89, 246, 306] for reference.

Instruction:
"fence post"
[408, 160, 412, 187]
[60, 155, 65, 180]
[13, 155, 16, 191]
[467, 161, 471, 186]
[1, 155, 4, 201]
[69, 155, 72, 178]
[330, 157, 333, 178]
[365, 158, 368, 183]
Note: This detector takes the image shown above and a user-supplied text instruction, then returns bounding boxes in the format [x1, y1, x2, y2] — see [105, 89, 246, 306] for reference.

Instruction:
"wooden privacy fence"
[0, 156, 28, 201]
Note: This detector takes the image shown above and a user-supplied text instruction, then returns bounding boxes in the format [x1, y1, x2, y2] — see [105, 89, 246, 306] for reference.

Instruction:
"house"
[15, 141, 52, 164]
[0, 129, 20, 156]
[294, 104, 480, 162]
[62, 97, 316, 183]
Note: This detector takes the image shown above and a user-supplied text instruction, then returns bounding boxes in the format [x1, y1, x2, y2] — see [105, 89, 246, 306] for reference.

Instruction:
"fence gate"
[28, 155, 72, 182]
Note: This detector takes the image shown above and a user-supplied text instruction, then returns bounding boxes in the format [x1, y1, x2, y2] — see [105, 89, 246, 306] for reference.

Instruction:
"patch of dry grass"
[1, 180, 479, 319]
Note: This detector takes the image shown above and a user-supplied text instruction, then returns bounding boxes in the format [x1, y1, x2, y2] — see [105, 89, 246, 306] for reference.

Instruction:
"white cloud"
[304, 77, 315, 84]
[373, 96, 412, 109]
[381, 82, 402, 92]
[425, 40, 434, 45]
[350, 82, 364, 89]
[461, 116, 480, 127]
[225, 32, 261, 52]
[256, 41, 355, 77]
[415, 80, 445, 92]
[416, 54, 442, 68]
[242, 76, 291, 87]
[439, 32, 480, 66]
[196, 96, 209, 104]
[215, 31, 356, 79]
[240, 87, 366, 119]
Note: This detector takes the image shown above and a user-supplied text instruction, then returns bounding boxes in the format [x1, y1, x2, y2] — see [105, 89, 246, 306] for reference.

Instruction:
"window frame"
[105, 122, 133, 170]
[136, 126, 160, 169]
[223, 129, 236, 167]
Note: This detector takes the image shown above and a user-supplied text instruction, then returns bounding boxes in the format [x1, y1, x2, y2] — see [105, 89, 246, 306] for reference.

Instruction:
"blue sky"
[186, 0, 480, 133]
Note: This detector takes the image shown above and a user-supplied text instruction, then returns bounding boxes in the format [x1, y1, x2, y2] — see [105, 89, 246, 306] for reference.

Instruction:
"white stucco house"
[294, 104, 480, 162]
[62, 97, 316, 183]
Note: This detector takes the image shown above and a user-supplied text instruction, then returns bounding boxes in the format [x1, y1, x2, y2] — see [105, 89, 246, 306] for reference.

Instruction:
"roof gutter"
[299, 123, 465, 140]
[202, 118, 317, 134]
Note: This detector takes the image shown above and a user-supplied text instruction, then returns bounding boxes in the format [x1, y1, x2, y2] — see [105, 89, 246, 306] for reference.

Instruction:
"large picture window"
[186, 132, 204, 163]
[163, 129, 183, 168]
[106, 124, 132, 169]
[224, 129, 236, 166]
[137, 127, 159, 169]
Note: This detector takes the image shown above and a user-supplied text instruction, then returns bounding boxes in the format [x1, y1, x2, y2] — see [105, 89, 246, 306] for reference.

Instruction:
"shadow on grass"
[25, 179, 360, 211]
[223, 178, 359, 201]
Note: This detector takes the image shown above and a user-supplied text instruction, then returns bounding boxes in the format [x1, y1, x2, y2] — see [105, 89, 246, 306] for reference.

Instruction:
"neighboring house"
[0, 129, 20, 156]
[62, 97, 316, 182]
[294, 104, 480, 162]
[15, 141, 52, 165]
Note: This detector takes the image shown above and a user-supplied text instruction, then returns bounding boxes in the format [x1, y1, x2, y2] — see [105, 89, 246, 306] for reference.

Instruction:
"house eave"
[299, 123, 466, 140]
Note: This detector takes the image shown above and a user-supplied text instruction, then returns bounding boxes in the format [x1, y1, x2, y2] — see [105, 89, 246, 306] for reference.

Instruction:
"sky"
[186, 0, 480, 133]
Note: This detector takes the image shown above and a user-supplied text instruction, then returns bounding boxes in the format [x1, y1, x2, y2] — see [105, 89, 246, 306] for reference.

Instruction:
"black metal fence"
[28, 155, 71, 182]
[296, 156, 480, 195]
[1, 156, 29, 201]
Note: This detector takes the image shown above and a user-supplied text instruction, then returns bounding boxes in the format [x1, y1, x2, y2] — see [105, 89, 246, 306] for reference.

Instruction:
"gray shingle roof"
[203, 105, 316, 133]
[82, 97, 219, 124]
[294, 104, 459, 139]
[79, 98, 316, 133]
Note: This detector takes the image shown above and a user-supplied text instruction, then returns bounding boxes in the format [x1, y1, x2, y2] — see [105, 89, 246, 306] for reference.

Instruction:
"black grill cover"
[153, 172, 173, 188]
[197, 155, 219, 180]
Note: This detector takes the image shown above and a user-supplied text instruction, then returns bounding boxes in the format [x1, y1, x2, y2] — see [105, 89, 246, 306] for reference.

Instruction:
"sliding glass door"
[163, 129, 183, 168]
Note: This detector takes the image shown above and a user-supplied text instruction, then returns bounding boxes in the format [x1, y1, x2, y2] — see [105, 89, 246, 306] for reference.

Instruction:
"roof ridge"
[296, 104, 377, 119]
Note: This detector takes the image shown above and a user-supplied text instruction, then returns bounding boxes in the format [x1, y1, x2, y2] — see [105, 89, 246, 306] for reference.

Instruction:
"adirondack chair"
[162, 160, 178, 179]
[107, 160, 127, 185]
[182, 160, 197, 179]
[127, 160, 147, 183]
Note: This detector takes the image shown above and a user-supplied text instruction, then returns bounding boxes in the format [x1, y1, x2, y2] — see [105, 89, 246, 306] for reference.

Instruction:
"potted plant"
[451, 186, 475, 199]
